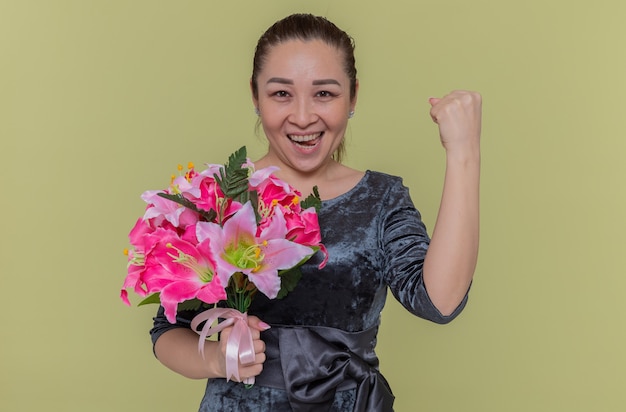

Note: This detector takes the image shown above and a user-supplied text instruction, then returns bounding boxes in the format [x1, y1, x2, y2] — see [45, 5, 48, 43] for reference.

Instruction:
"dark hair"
[251, 14, 358, 162]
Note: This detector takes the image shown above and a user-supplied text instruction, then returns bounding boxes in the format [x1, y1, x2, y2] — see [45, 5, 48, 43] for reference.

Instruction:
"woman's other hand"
[428, 90, 482, 156]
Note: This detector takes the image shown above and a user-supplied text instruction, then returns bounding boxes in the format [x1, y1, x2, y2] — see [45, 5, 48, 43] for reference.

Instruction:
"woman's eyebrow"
[266, 78, 341, 86]
[312, 79, 340, 86]
[267, 77, 293, 85]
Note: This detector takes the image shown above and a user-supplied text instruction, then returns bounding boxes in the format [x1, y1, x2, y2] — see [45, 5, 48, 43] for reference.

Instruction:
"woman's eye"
[317, 91, 334, 98]
[273, 91, 290, 98]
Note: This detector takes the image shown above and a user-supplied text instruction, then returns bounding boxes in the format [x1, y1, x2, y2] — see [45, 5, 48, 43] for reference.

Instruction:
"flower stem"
[227, 272, 255, 313]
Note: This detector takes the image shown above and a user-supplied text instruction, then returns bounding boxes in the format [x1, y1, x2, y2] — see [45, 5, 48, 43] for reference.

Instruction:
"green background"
[2, 1, 625, 411]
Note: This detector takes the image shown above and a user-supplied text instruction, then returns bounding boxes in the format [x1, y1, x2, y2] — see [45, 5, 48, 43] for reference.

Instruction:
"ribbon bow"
[190, 308, 256, 385]
[257, 325, 395, 411]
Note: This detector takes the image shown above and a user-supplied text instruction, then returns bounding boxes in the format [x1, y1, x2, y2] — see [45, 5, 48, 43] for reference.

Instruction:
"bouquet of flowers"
[120, 146, 327, 383]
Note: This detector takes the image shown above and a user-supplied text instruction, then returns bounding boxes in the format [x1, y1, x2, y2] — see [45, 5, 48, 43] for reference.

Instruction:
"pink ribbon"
[191, 308, 256, 385]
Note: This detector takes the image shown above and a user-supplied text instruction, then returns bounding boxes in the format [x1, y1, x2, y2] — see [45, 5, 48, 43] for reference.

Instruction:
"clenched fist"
[429, 90, 482, 156]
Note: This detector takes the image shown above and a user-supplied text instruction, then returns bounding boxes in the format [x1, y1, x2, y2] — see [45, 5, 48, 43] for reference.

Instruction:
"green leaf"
[137, 294, 212, 313]
[157, 192, 217, 222]
[300, 185, 322, 212]
[137, 292, 161, 306]
[177, 298, 212, 312]
[214, 146, 252, 204]
[274, 248, 320, 299]
[276, 267, 303, 299]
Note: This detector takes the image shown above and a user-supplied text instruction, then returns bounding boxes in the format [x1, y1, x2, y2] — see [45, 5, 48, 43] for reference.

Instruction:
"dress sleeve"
[149, 306, 198, 352]
[380, 178, 468, 324]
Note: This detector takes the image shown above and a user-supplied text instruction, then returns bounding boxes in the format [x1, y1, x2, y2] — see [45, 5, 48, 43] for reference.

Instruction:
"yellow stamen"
[177, 164, 183, 172]
[292, 196, 300, 205]
[123, 248, 129, 256]
[188, 162, 194, 169]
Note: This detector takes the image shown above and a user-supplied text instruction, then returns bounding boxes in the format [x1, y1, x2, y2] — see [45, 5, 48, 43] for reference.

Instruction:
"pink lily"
[121, 218, 160, 305]
[196, 202, 315, 300]
[141, 189, 199, 228]
[284, 207, 328, 268]
[247, 165, 279, 188]
[142, 229, 226, 323]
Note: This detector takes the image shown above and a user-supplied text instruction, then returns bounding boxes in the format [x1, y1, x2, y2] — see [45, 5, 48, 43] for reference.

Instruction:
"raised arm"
[422, 90, 482, 316]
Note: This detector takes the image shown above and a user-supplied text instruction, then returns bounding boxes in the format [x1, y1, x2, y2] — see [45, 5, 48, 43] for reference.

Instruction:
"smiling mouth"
[288, 132, 323, 148]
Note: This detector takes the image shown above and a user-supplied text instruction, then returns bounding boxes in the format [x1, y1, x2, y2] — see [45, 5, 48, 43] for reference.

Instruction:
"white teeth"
[288, 133, 321, 142]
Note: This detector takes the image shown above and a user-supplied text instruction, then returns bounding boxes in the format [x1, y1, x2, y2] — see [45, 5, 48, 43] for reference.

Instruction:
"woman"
[150, 13, 481, 411]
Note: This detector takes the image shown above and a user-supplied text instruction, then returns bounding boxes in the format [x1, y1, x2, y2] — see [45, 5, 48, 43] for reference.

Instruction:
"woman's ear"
[350, 79, 359, 112]
[250, 79, 259, 110]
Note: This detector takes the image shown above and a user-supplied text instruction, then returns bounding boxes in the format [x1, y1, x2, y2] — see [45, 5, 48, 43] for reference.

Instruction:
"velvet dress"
[150, 170, 468, 412]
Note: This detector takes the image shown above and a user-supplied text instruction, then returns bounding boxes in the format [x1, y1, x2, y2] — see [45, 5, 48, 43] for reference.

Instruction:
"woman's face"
[252, 39, 357, 175]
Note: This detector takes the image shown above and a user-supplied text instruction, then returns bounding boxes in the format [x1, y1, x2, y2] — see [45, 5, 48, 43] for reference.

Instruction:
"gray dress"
[150, 171, 469, 411]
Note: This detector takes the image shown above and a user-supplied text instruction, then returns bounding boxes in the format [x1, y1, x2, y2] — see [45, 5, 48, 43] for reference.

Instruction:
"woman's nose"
[288, 99, 317, 127]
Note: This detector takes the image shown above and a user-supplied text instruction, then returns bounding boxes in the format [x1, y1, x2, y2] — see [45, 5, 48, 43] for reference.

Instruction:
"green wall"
[2, 1, 625, 411]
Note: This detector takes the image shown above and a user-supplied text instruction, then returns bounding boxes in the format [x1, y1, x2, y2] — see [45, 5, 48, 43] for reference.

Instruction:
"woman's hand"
[429, 90, 482, 156]
[215, 315, 269, 382]
[153, 316, 270, 381]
